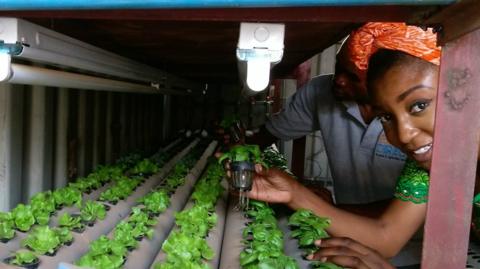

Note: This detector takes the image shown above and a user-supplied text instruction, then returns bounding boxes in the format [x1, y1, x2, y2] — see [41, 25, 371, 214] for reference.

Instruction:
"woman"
[247, 23, 459, 268]
[307, 48, 443, 269]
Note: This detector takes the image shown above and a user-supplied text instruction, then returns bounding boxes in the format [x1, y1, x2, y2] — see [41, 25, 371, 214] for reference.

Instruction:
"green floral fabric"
[394, 159, 430, 204]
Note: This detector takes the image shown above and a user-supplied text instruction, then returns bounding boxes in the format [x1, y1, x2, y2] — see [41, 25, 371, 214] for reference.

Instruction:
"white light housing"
[0, 53, 11, 81]
[237, 23, 285, 93]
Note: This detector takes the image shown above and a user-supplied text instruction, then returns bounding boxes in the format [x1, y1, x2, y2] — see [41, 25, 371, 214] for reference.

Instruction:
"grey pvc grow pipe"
[276, 210, 312, 269]
[146, 141, 219, 268]
[0, 138, 188, 262]
[158, 138, 182, 153]
[205, 179, 228, 269]
[51, 140, 213, 269]
[218, 197, 247, 269]
[33, 139, 200, 269]
[0, 176, 116, 260]
[147, 201, 193, 267]
[121, 141, 217, 269]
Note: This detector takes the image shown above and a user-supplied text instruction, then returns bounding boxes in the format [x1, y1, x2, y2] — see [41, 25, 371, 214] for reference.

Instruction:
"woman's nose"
[396, 118, 419, 145]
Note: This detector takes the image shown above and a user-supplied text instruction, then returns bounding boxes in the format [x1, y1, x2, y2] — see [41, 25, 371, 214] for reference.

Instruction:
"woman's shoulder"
[394, 159, 430, 204]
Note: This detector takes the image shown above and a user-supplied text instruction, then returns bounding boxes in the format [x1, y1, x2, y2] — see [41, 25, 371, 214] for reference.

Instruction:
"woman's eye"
[410, 100, 430, 113]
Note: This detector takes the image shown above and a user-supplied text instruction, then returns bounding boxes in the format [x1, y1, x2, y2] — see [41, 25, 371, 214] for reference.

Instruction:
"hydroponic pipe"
[205, 179, 228, 269]
[49, 182, 114, 227]
[0, 0, 453, 10]
[276, 211, 313, 268]
[0, 138, 186, 261]
[36, 139, 200, 269]
[0, 231, 27, 261]
[158, 138, 182, 154]
[148, 201, 197, 267]
[50, 137, 183, 226]
[122, 141, 217, 269]
[217, 198, 247, 269]
[8, 64, 187, 95]
[145, 141, 219, 268]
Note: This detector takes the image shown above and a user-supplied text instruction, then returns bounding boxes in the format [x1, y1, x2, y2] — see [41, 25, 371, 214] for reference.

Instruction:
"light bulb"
[246, 58, 270, 92]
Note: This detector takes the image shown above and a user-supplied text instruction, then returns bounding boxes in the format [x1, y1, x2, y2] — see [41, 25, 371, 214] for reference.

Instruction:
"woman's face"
[371, 63, 439, 170]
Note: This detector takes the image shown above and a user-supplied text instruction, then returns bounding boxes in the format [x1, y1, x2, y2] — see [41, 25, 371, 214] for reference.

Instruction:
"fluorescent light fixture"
[237, 22, 285, 93]
[0, 17, 199, 94]
[8, 63, 186, 95]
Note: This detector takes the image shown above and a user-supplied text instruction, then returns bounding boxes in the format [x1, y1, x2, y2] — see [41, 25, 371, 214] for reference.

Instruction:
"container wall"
[0, 83, 168, 211]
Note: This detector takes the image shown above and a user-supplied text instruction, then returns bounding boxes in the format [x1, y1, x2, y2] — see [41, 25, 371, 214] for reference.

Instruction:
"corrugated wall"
[0, 84, 169, 211]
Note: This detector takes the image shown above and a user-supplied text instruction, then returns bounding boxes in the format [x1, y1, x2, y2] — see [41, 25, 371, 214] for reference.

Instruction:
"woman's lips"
[411, 143, 433, 163]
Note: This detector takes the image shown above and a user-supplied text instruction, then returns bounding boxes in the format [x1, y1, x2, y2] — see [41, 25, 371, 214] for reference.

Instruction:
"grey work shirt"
[266, 74, 406, 204]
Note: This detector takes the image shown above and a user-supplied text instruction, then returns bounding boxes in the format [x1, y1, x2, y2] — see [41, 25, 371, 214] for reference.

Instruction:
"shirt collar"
[342, 100, 368, 128]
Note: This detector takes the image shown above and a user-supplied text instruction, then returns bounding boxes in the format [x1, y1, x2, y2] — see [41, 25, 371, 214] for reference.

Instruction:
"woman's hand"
[247, 165, 301, 204]
[308, 238, 395, 269]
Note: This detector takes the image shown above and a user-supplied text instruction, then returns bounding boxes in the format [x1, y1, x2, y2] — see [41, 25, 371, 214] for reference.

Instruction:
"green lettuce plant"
[218, 144, 266, 166]
[128, 207, 157, 227]
[154, 162, 225, 269]
[0, 212, 15, 241]
[22, 226, 61, 255]
[76, 235, 126, 269]
[11, 204, 36, 232]
[53, 187, 82, 208]
[288, 209, 343, 269]
[130, 158, 159, 176]
[30, 191, 56, 225]
[55, 227, 73, 245]
[138, 190, 170, 214]
[288, 209, 330, 252]
[240, 201, 298, 269]
[113, 221, 140, 249]
[7, 250, 38, 266]
[80, 201, 106, 223]
[59, 213, 84, 231]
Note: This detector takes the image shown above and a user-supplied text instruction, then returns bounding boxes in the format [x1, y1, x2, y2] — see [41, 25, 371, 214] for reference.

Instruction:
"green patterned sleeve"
[394, 159, 430, 204]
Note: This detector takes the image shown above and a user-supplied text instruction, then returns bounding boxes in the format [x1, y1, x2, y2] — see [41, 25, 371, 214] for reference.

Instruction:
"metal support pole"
[422, 28, 480, 269]
[105, 92, 113, 164]
[23, 86, 54, 199]
[0, 84, 24, 211]
[92, 91, 106, 168]
[162, 95, 171, 142]
[53, 88, 69, 188]
[119, 93, 128, 156]
[77, 91, 87, 176]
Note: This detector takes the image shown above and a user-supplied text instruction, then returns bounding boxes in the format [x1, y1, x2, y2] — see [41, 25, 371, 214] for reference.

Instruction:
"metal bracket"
[0, 41, 23, 56]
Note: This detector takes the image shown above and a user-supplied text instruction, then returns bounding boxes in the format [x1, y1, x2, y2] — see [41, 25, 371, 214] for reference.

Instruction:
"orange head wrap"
[347, 22, 441, 71]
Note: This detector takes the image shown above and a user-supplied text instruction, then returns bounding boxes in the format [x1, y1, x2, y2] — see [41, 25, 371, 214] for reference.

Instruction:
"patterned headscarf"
[347, 22, 441, 71]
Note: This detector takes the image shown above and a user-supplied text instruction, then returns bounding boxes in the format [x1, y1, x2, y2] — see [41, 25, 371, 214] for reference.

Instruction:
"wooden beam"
[421, 27, 480, 269]
[420, 0, 480, 45]
[0, 6, 438, 22]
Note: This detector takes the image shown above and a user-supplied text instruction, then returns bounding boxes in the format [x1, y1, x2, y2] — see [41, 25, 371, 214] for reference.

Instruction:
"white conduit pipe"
[7, 64, 187, 95]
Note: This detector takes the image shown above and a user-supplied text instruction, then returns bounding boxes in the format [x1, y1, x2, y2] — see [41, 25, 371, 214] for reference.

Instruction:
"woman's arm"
[249, 166, 426, 258]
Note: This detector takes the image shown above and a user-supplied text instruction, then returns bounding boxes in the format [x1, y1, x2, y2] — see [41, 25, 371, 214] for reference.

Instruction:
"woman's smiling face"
[370, 60, 439, 170]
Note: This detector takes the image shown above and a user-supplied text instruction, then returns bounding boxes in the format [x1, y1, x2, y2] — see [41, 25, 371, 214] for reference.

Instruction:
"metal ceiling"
[0, 4, 451, 85]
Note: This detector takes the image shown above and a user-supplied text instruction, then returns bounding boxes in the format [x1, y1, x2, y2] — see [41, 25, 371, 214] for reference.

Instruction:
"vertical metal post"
[92, 91, 106, 168]
[23, 86, 54, 199]
[53, 88, 69, 188]
[0, 84, 24, 211]
[119, 93, 128, 156]
[77, 90, 87, 176]
[162, 95, 171, 142]
[422, 28, 480, 268]
[105, 92, 114, 164]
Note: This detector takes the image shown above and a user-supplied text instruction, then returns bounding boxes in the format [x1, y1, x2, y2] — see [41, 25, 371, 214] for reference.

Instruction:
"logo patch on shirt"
[375, 133, 407, 161]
